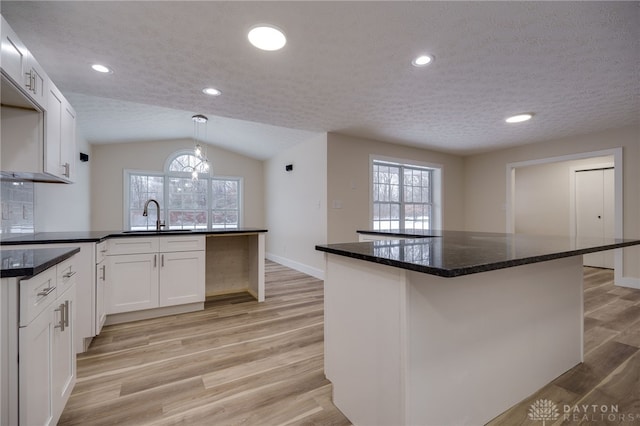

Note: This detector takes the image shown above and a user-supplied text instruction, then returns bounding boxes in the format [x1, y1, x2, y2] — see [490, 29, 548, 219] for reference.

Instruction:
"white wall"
[464, 125, 640, 280]
[34, 131, 91, 231]
[514, 156, 612, 236]
[326, 132, 465, 243]
[90, 139, 264, 230]
[264, 134, 327, 279]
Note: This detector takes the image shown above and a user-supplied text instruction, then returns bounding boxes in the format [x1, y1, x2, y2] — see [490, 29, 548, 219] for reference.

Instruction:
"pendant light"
[192, 114, 210, 180]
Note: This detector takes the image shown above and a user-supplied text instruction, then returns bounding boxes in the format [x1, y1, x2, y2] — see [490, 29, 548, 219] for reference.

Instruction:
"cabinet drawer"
[106, 237, 159, 256]
[159, 236, 205, 252]
[96, 241, 108, 263]
[20, 266, 57, 326]
[56, 256, 77, 296]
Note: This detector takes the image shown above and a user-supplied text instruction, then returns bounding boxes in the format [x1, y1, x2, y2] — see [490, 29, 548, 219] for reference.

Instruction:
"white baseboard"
[614, 274, 640, 289]
[266, 252, 325, 280]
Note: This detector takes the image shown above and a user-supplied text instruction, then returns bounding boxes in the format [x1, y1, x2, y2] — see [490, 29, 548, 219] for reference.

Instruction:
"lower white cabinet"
[18, 262, 76, 426]
[105, 236, 205, 315]
[95, 241, 107, 334]
[106, 253, 158, 314]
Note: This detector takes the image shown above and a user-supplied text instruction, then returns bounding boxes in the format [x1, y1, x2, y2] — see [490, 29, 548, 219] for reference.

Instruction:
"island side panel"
[205, 235, 250, 297]
[324, 255, 408, 426]
[405, 256, 584, 426]
[248, 233, 265, 302]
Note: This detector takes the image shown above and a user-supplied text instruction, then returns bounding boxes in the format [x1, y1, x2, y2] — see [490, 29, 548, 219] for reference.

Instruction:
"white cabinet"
[106, 253, 158, 314]
[1, 14, 76, 183]
[105, 236, 205, 315]
[1, 15, 29, 92]
[51, 285, 76, 420]
[18, 258, 76, 426]
[159, 250, 205, 307]
[95, 241, 107, 334]
[45, 83, 76, 182]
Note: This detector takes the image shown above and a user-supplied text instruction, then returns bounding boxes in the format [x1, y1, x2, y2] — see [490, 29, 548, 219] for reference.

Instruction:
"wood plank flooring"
[60, 265, 640, 426]
[488, 267, 640, 426]
[59, 260, 351, 426]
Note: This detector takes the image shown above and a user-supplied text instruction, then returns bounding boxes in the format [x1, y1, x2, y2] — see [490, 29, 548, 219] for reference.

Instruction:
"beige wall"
[264, 134, 327, 278]
[327, 132, 465, 243]
[464, 125, 639, 279]
[90, 139, 264, 230]
[35, 131, 92, 231]
[514, 156, 612, 236]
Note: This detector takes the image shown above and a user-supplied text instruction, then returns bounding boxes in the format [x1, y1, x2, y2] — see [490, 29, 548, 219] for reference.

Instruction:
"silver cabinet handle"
[101, 264, 106, 281]
[154, 254, 157, 268]
[63, 270, 77, 279]
[37, 286, 56, 297]
[62, 163, 70, 177]
[161, 254, 164, 267]
[54, 303, 65, 331]
[64, 300, 70, 328]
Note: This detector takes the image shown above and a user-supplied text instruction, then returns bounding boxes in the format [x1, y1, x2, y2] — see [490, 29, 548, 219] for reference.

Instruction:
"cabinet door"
[45, 84, 63, 179]
[106, 253, 159, 314]
[18, 309, 54, 426]
[159, 251, 205, 307]
[1, 16, 29, 89]
[95, 261, 107, 334]
[60, 101, 75, 181]
[51, 285, 76, 422]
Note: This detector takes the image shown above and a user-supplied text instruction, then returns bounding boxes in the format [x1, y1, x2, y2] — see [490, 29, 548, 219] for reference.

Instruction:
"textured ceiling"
[1, 1, 638, 159]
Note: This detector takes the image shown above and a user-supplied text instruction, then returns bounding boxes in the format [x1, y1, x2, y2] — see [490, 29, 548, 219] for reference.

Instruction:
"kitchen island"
[315, 231, 640, 426]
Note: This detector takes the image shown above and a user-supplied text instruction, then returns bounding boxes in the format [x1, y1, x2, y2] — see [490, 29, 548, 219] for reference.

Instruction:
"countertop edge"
[315, 240, 640, 278]
[1, 246, 80, 278]
[0, 229, 269, 246]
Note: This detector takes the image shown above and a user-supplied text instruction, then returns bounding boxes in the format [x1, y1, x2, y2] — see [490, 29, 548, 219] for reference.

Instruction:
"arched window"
[125, 150, 242, 230]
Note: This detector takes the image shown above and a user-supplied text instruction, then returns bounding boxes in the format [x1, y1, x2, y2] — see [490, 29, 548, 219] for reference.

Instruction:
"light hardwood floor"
[488, 267, 640, 426]
[59, 260, 351, 426]
[60, 265, 639, 426]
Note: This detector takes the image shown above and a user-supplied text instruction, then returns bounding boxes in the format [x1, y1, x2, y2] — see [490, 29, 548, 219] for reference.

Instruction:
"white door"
[576, 168, 615, 268]
[52, 285, 76, 421]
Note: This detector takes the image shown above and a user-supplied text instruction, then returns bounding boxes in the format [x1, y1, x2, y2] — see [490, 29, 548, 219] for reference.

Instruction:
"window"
[372, 159, 439, 232]
[125, 151, 241, 230]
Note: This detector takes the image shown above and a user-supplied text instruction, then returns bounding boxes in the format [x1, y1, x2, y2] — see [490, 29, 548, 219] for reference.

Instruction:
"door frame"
[505, 147, 635, 288]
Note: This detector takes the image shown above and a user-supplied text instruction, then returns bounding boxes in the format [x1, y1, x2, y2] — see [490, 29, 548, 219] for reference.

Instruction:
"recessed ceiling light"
[91, 64, 112, 73]
[202, 87, 222, 96]
[505, 113, 534, 123]
[248, 25, 286, 51]
[411, 54, 434, 67]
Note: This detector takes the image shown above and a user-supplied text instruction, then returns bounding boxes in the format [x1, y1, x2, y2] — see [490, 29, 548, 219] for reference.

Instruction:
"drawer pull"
[63, 271, 77, 279]
[54, 303, 65, 331]
[37, 286, 56, 297]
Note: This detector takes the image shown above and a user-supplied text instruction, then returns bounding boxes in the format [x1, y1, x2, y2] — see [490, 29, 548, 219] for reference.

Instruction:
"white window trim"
[369, 154, 443, 231]
[123, 151, 244, 230]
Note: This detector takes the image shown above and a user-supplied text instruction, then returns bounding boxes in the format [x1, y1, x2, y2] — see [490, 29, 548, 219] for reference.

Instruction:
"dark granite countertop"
[1, 247, 80, 278]
[0, 228, 268, 246]
[316, 230, 640, 278]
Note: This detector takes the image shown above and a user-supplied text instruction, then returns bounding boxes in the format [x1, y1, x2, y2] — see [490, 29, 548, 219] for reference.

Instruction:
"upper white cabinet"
[45, 83, 76, 182]
[1, 14, 76, 183]
[1, 15, 29, 93]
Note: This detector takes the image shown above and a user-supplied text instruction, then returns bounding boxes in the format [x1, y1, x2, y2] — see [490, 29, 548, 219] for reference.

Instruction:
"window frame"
[123, 150, 243, 231]
[369, 155, 443, 232]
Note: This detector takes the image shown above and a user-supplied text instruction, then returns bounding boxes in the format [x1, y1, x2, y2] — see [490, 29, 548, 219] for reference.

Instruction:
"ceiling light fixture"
[505, 113, 534, 124]
[248, 25, 286, 51]
[91, 64, 112, 73]
[411, 55, 434, 67]
[202, 87, 221, 96]
[192, 114, 210, 180]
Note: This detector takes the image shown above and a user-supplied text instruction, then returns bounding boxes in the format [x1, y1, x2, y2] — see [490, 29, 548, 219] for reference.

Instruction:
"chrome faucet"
[142, 199, 165, 231]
